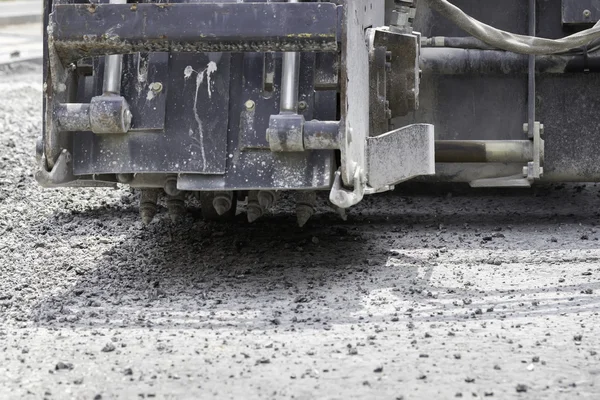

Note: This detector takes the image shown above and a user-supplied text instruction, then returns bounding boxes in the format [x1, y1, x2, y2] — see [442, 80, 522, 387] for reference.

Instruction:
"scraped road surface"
[1, 65, 599, 399]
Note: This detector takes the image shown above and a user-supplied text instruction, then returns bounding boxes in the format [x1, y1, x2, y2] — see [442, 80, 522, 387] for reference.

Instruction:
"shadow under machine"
[38, 0, 600, 224]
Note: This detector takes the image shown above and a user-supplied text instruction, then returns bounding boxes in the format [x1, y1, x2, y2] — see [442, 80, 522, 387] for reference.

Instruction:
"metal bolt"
[123, 109, 132, 131]
[298, 101, 308, 111]
[584, 9, 592, 18]
[150, 82, 163, 93]
[245, 100, 256, 111]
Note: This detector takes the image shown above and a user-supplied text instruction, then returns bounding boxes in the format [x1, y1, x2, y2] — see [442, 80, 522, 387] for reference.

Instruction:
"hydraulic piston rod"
[280, 0, 301, 113]
[435, 140, 537, 163]
[102, 0, 127, 95]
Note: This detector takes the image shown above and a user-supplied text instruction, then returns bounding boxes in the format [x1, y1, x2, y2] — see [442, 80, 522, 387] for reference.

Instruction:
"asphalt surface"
[1, 65, 600, 399]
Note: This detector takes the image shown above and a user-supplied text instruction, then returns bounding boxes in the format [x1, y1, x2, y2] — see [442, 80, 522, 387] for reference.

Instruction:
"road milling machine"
[37, 0, 600, 225]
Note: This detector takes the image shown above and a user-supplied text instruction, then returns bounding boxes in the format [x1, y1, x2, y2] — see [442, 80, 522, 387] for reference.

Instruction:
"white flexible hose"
[424, 0, 600, 55]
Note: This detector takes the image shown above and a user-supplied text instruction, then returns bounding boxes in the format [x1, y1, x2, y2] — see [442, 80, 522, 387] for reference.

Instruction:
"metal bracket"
[470, 122, 544, 188]
[329, 168, 365, 209]
[35, 149, 75, 187]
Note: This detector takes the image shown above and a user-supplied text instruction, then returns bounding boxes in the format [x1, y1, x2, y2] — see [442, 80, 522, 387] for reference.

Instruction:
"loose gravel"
[0, 65, 599, 399]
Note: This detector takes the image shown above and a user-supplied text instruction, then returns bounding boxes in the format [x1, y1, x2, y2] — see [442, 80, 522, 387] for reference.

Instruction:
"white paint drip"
[184, 62, 218, 170]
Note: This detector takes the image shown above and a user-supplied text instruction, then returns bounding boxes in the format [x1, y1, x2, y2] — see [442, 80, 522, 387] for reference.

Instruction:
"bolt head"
[584, 9, 592, 18]
[150, 82, 163, 93]
[245, 100, 256, 111]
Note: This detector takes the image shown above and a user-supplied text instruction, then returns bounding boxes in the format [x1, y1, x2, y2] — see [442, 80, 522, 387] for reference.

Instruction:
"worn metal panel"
[562, 0, 600, 25]
[51, 3, 339, 61]
[73, 52, 231, 175]
[538, 74, 600, 181]
[393, 75, 528, 141]
[178, 151, 335, 191]
[121, 52, 169, 131]
[340, 0, 385, 184]
[178, 52, 335, 191]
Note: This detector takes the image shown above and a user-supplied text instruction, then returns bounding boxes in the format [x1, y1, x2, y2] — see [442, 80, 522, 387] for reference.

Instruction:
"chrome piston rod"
[280, 0, 301, 113]
[102, 0, 127, 95]
[435, 140, 537, 164]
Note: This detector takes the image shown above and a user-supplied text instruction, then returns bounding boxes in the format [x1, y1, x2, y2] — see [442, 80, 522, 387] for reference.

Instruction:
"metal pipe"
[303, 120, 341, 150]
[435, 140, 535, 163]
[420, 48, 600, 75]
[527, 0, 536, 141]
[56, 103, 91, 132]
[102, 0, 127, 95]
[280, 0, 301, 113]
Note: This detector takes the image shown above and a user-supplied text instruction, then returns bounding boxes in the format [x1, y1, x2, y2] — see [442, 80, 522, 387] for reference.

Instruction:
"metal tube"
[419, 48, 600, 75]
[435, 140, 535, 163]
[280, 0, 301, 113]
[527, 0, 536, 141]
[303, 120, 341, 150]
[56, 103, 91, 132]
[102, 0, 127, 95]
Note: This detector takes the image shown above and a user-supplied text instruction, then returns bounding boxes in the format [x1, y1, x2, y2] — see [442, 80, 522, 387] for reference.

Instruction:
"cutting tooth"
[257, 190, 277, 210]
[247, 191, 264, 223]
[140, 189, 159, 225]
[213, 192, 233, 216]
[167, 192, 186, 223]
[296, 191, 316, 227]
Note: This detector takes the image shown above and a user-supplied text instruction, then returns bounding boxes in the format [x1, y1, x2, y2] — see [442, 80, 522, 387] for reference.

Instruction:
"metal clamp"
[56, 95, 132, 134]
[329, 168, 365, 209]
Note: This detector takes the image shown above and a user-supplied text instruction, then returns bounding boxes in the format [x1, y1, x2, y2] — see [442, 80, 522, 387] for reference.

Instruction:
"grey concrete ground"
[1, 66, 600, 399]
[0, 1, 43, 65]
[0, 1, 42, 27]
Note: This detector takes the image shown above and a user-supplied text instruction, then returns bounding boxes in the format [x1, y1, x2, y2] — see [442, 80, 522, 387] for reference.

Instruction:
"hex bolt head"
[150, 82, 163, 93]
[245, 100, 256, 111]
[298, 101, 308, 111]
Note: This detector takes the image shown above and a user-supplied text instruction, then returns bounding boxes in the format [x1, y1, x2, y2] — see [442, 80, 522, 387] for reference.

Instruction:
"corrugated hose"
[423, 0, 600, 55]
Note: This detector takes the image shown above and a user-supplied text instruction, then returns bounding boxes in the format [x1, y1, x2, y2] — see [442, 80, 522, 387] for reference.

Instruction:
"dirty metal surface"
[178, 151, 335, 191]
[122, 52, 169, 131]
[239, 53, 316, 151]
[178, 52, 334, 191]
[73, 53, 231, 175]
[51, 3, 340, 62]
[340, 0, 385, 185]
[562, 0, 600, 26]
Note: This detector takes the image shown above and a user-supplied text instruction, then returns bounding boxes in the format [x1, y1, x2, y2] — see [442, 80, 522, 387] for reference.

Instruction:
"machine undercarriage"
[37, 0, 600, 225]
